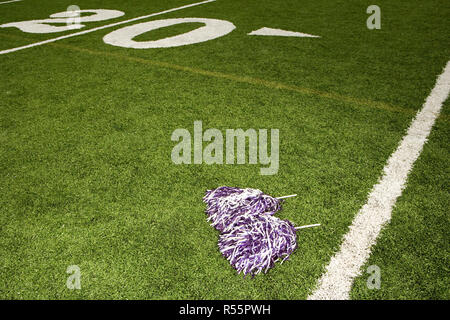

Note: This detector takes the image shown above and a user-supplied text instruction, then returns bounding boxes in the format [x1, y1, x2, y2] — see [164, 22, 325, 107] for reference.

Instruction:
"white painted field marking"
[248, 27, 320, 38]
[103, 18, 235, 49]
[1, 9, 125, 33]
[0, 0, 22, 5]
[0, 0, 216, 55]
[308, 60, 450, 300]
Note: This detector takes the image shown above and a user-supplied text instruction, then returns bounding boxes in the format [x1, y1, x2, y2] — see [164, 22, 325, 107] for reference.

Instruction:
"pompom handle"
[295, 223, 321, 230]
[276, 194, 297, 199]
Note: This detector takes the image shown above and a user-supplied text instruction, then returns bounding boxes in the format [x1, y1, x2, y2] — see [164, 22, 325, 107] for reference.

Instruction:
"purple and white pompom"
[218, 214, 298, 276]
[203, 186, 281, 232]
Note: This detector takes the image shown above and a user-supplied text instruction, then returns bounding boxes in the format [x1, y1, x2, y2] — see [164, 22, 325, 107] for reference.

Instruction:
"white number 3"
[0, 9, 124, 33]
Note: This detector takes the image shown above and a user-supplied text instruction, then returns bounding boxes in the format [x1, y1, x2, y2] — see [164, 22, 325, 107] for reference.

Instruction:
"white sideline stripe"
[308, 60, 450, 300]
[0, 0, 216, 55]
[0, 0, 22, 5]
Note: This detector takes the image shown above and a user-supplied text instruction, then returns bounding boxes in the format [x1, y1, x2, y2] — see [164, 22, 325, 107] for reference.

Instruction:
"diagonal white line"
[308, 60, 450, 300]
[0, 0, 22, 5]
[0, 0, 216, 55]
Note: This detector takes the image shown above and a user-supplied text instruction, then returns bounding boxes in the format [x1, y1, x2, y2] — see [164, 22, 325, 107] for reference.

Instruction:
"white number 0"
[103, 18, 235, 49]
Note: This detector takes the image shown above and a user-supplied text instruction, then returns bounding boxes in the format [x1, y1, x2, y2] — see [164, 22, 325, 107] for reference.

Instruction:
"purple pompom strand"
[218, 214, 298, 276]
[203, 186, 282, 232]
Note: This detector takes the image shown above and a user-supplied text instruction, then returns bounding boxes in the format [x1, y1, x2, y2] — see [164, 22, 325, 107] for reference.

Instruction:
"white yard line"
[0, 0, 215, 55]
[308, 60, 450, 300]
[0, 0, 22, 5]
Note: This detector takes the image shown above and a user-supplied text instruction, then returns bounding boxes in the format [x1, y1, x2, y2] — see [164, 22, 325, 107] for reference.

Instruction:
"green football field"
[0, 0, 448, 300]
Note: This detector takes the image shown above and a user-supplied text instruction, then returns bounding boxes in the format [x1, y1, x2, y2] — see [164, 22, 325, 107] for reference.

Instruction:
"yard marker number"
[0, 0, 217, 55]
[103, 18, 235, 49]
[0, 0, 317, 54]
[0, 9, 124, 34]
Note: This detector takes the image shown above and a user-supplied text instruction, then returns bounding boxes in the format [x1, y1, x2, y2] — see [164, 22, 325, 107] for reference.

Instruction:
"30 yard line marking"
[0, 0, 22, 4]
[308, 60, 450, 300]
[0, 0, 215, 55]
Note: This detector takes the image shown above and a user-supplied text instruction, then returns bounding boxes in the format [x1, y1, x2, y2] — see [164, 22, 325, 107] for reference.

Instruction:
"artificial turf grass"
[0, 0, 448, 299]
[349, 100, 450, 300]
[0, 46, 412, 299]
